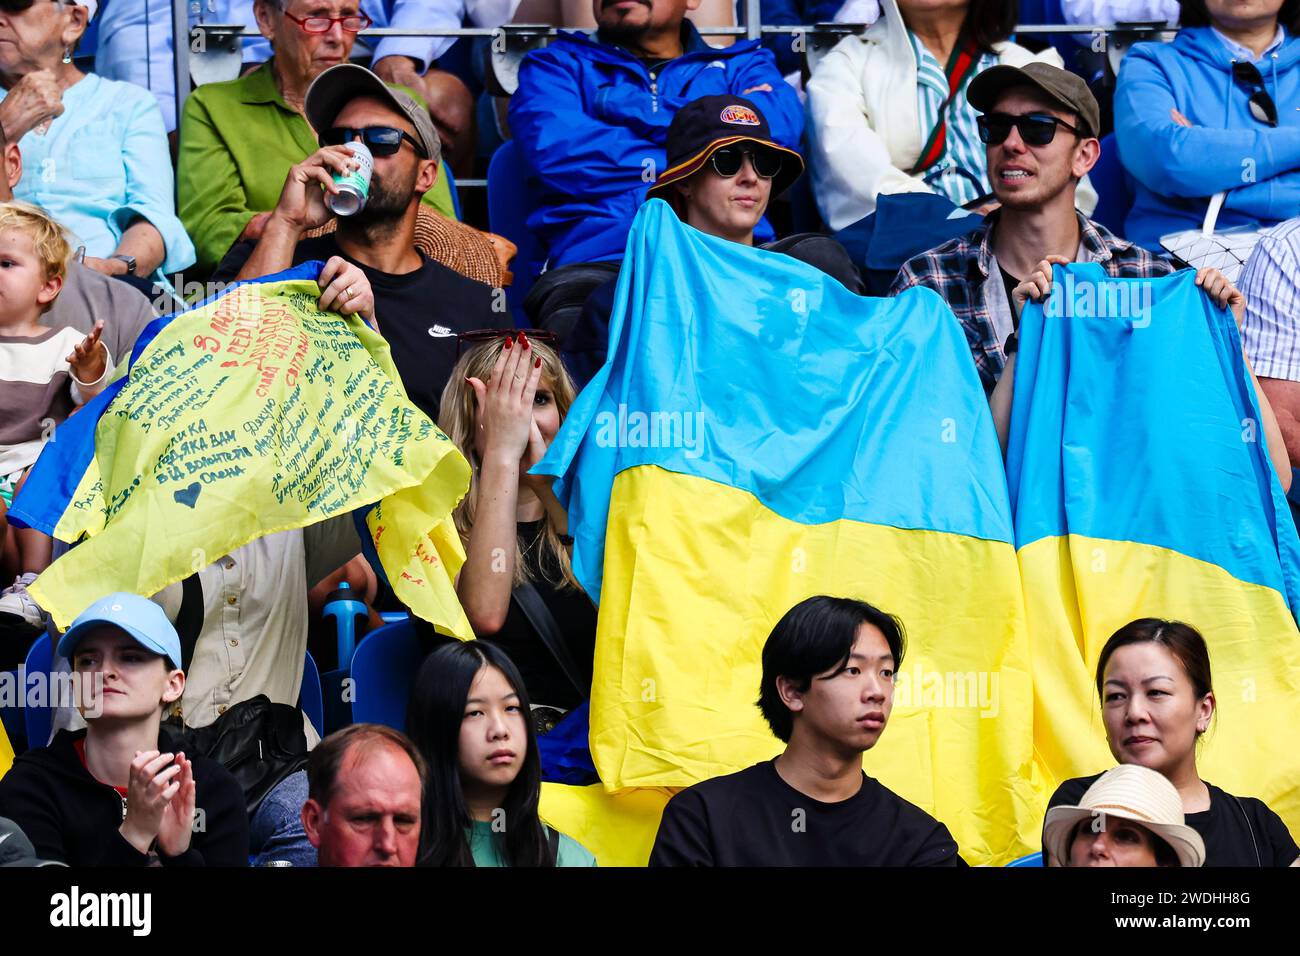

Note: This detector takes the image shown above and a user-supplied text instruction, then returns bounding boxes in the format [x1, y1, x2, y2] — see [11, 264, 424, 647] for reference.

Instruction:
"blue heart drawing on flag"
[174, 483, 201, 509]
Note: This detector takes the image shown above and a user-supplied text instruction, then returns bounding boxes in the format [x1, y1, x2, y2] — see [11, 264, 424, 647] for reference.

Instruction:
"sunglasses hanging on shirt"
[1231, 61, 1279, 127]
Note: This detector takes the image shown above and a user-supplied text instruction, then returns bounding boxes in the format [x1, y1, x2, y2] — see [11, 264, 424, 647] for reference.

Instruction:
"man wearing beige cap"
[889, 62, 1175, 397]
[220, 63, 507, 425]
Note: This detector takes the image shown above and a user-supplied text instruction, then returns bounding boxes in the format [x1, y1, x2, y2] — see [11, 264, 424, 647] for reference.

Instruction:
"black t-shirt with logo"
[1047, 773, 1300, 866]
[214, 235, 508, 423]
[650, 759, 965, 866]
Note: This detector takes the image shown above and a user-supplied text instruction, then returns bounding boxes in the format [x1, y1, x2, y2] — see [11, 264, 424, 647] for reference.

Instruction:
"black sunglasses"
[455, 328, 558, 361]
[1231, 62, 1278, 127]
[0, 0, 62, 12]
[709, 145, 783, 180]
[321, 126, 428, 159]
[977, 112, 1083, 147]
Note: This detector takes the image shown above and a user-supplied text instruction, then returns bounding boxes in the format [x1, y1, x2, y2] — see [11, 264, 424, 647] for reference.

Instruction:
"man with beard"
[888, 63, 1175, 396]
[218, 64, 507, 423]
[508, 0, 801, 271]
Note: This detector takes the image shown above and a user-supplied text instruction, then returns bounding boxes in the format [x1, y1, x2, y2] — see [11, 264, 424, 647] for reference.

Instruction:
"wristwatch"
[111, 254, 137, 276]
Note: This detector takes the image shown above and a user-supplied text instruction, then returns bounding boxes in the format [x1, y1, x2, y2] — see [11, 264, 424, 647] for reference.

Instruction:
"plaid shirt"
[889, 212, 1175, 392]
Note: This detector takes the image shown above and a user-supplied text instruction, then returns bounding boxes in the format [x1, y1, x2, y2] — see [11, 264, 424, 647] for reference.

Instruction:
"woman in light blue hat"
[0, 592, 249, 865]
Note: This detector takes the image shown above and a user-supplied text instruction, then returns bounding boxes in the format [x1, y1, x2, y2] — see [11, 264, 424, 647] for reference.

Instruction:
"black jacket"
[0, 729, 249, 866]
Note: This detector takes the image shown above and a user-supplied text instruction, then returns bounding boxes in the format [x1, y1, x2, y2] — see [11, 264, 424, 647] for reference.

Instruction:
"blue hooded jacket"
[508, 23, 803, 267]
[1115, 26, 1300, 249]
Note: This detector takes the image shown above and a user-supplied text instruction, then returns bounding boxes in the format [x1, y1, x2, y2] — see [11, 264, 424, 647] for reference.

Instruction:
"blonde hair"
[0, 200, 71, 284]
[438, 337, 581, 591]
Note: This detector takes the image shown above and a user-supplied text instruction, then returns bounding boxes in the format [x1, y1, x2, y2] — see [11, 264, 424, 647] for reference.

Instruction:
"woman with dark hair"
[1044, 618, 1300, 866]
[1115, 0, 1300, 248]
[407, 639, 596, 867]
[806, 0, 1093, 230]
[651, 595, 964, 866]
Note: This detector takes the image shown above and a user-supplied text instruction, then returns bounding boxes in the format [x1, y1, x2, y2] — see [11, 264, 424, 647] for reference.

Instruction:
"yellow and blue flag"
[8, 262, 473, 640]
[1008, 263, 1300, 837]
[535, 200, 1039, 865]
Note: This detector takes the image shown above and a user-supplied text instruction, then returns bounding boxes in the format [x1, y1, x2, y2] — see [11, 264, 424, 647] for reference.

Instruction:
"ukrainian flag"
[1008, 264, 1300, 836]
[535, 201, 1038, 865]
[7, 263, 472, 639]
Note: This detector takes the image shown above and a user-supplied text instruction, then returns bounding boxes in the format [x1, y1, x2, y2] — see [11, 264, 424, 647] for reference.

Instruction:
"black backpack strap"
[546, 825, 561, 865]
[176, 574, 205, 672]
[511, 579, 587, 700]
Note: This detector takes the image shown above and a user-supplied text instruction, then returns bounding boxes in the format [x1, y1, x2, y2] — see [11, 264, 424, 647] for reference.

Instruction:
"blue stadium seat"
[23, 633, 52, 751]
[349, 618, 424, 732]
[488, 139, 545, 324]
[1007, 850, 1044, 867]
[1090, 133, 1134, 239]
[298, 650, 325, 739]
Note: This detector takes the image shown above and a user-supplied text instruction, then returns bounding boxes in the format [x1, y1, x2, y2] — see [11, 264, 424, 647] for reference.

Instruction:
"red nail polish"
[520, 331, 530, 346]
[505, 336, 513, 349]
[535, 357, 541, 368]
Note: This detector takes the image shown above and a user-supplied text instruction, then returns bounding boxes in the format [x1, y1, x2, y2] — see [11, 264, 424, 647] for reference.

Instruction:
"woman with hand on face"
[407, 639, 596, 866]
[434, 331, 595, 731]
[1044, 618, 1300, 866]
[0, 593, 248, 865]
[1044, 764, 1205, 867]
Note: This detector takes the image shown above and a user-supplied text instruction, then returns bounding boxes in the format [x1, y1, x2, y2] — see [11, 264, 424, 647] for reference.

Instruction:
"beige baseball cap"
[304, 63, 441, 164]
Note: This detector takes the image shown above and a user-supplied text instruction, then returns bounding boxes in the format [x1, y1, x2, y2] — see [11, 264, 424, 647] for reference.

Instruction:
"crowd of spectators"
[0, 0, 1298, 867]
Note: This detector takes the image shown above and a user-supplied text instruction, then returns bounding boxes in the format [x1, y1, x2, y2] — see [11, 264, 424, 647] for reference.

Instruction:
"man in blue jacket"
[508, 0, 803, 270]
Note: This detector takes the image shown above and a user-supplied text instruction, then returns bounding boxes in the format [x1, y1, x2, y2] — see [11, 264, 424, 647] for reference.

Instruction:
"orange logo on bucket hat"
[719, 104, 761, 126]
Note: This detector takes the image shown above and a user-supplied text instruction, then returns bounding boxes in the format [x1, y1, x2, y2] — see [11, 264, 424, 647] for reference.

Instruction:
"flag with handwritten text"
[9, 262, 473, 638]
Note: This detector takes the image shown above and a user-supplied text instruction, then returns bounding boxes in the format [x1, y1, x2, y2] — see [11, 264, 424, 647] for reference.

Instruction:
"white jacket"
[805, 0, 1096, 230]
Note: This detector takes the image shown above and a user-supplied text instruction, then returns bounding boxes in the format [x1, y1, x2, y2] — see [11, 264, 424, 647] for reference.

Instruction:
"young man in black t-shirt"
[649, 595, 963, 867]
[222, 64, 508, 423]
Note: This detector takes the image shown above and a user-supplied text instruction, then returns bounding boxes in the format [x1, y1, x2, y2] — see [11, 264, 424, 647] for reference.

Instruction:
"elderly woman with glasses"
[1115, 0, 1300, 250]
[177, 0, 458, 274]
[0, 0, 193, 283]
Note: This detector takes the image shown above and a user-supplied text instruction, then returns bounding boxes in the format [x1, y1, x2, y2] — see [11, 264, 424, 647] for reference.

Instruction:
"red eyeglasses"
[282, 10, 372, 33]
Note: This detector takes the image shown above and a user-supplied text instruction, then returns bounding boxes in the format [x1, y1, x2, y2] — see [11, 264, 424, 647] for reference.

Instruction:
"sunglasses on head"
[455, 328, 559, 361]
[708, 145, 783, 180]
[1231, 61, 1279, 127]
[977, 112, 1084, 147]
[321, 126, 427, 158]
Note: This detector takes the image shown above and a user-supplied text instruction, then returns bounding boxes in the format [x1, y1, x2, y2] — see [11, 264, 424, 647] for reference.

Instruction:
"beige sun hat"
[1043, 765, 1206, 867]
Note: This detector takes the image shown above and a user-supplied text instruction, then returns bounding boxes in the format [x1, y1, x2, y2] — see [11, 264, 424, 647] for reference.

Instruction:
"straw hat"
[1043, 765, 1206, 867]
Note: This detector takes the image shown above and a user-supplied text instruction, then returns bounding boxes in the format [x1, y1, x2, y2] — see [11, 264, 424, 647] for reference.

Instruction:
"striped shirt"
[0, 327, 111, 476]
[1239, 217, 1300, 382]
[911, 34, 998, 208]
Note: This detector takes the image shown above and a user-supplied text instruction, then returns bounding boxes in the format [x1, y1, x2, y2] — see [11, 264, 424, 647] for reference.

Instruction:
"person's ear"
[685, 0, 704, 12]
[775, 675, 805, 715]
[674, 180, 692, 202]
[1072, 135, 1101, 180]
[160, 668, 185, 706]
[301, 800, 325, 850]
[60, 4, 88, 51]
[5, 142, 22, 195]
[1194, 692, 1215, 735]
[415, 156, 438, 195]
[253, 0, 279, 44]
[36, 272, 62, 307]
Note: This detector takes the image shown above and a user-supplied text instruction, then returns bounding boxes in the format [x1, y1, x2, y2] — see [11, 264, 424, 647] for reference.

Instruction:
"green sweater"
[177, 61, 456, 273]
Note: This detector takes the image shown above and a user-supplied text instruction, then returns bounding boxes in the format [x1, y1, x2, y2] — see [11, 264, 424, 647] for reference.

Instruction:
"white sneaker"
[0, 573, 44, 630]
